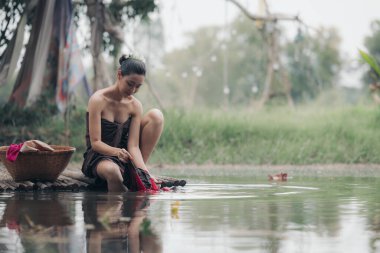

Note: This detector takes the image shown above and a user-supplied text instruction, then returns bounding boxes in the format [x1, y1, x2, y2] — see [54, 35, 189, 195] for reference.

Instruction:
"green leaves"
[359, 49, 380, 77]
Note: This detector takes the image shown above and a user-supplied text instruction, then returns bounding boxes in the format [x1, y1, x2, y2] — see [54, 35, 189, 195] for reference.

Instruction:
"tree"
[0, 0, 26, 53]
[0, 0, 158, 109]
[154, 18, 267, 108]
[228, 0, 299, 108]
[364, 20, 380, 60]
[286, 27, 342, 102]
[152, 15, 342, 108]
[82, 0, 158, 91]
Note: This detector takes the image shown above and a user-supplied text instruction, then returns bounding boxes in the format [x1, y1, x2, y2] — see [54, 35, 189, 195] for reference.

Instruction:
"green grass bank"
[2, 105, 380, 165]
[154, 106, 380, 165]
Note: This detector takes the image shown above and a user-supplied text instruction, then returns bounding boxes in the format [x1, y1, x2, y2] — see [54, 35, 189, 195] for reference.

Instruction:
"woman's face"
[118, 73, 145, 96]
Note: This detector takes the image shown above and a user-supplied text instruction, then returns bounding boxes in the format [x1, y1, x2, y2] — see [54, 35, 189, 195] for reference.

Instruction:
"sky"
[160, 0, 380, 59]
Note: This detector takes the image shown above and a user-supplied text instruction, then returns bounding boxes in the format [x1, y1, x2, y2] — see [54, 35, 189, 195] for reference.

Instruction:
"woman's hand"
[150, 174, 159, 183]
[116, 148, 133, 163]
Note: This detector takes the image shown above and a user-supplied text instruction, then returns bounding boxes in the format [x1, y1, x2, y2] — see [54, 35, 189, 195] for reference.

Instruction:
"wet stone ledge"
[0, 165, 185, 192]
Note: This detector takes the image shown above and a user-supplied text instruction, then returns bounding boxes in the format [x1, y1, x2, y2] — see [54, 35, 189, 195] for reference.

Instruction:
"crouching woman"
[82, 55, 164, 192]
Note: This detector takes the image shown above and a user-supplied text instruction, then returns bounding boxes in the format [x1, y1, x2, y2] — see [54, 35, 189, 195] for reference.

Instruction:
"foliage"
[0, 104, 86, 160]
[102, 0, 158, 58]
[108, 0, 157, 22]
[364, 20, 380, 61]
[153, 16, 267, 108]
[150, 106, 380, 165]
[362, 21, 380, 83]
[359, 49, 380, 78]
[2, 105, 380, 164]
[285, 27, 342, 102]
[0, 93, 58, 127]
[0, 0, 158, 60]
[0, 0, 158, 113]
[73, 0, 155, 61]
[150, 16, 342, 107]
[0, 0, 26, 54]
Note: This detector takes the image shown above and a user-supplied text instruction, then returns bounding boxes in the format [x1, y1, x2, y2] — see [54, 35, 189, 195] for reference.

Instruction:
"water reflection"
[0, 176, 377, 252]
[0, 192, 162, 253]
[0, 193, 75, 252]
[82, 193, 161, 253]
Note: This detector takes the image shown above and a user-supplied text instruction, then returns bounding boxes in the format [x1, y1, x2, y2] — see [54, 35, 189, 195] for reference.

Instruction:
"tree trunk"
[85, 0, 112, 91]
[258, 32, 275, 108]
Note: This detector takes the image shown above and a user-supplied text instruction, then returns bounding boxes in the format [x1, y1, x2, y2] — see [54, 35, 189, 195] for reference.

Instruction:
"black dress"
[81, 112, 132, 184]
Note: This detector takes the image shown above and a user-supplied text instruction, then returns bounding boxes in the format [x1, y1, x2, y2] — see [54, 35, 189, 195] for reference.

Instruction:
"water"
[0, 167, 379, 253]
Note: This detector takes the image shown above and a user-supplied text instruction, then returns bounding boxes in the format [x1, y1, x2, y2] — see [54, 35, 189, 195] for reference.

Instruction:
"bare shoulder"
[88, 90, 106, 110]
[129, 96, 143, 116]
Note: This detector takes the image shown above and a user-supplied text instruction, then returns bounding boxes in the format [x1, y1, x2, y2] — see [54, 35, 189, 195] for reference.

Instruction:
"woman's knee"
[145, 108, 164, 126]
[97, 161, 122, 181]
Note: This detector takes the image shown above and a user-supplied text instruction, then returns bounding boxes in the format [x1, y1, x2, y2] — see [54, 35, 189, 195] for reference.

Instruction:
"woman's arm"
[88, 232, 102, 253]
[128, 215, 145, 253]
[127, 100, 148, 171]
[88, 94, 132, 162]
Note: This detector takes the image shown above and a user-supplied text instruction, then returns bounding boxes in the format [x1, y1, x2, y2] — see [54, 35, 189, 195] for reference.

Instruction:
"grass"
[151, 105, 380, 165]
[2, 105, 380, 165]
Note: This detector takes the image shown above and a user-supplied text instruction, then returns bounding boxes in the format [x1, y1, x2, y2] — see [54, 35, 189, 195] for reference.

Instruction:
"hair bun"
[118, 54, 146, 76]
[119, 53, 146, 65]
[119, 55, 128, 65]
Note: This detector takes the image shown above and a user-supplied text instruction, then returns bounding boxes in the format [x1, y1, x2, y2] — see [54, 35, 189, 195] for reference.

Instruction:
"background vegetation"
[1, 1, 380, 166]
[2, 104, 380, 165]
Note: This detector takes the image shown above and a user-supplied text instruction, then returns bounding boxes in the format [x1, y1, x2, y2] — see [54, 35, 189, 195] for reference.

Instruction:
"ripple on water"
[150, 183, 320, 200]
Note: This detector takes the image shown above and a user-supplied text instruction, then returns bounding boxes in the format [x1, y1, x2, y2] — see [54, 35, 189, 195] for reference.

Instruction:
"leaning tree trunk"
[85, 0, 127, 92]
[258, 28, 294, 108]
[258, 31, 275, 108]
[85, 0, 112, 91]
[278, 57, 294, 108]
[228, 0, 298, 109]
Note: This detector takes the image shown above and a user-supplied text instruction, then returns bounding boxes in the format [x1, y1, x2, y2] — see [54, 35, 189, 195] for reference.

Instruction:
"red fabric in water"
[6, 143, 24, 162]
[135, 175, 160, 193]
[150, 178, 159, 191]
[135, 173, 147, 191]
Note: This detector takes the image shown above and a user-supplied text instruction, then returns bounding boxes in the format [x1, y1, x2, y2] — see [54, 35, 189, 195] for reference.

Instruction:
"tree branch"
[227, 0, 299, 22]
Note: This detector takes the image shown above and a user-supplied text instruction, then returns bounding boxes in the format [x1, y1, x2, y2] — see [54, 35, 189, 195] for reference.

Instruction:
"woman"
[82, 54, 164, 192]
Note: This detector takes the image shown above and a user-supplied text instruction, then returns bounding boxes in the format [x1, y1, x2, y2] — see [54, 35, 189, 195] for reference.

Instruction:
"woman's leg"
[140, 108, 164, 163]
[96, 160, 128, 192]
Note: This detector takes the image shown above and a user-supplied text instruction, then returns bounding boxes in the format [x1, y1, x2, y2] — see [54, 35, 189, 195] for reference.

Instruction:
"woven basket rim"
[0, 145, 76, 155]
[0, 145, 75, 181]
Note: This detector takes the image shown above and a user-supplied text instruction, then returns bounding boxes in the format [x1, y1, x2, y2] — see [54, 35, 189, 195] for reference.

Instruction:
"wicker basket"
[0, 145, 75, 182]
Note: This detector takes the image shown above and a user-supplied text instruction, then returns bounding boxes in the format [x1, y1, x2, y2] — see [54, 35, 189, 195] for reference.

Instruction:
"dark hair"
[119, 54, 146, 76]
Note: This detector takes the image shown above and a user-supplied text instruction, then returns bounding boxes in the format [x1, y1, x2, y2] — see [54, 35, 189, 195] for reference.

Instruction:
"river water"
[0, 166, 379, 253]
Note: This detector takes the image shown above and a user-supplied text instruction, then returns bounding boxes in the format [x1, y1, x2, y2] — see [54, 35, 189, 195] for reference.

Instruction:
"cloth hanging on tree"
[7, 0, 90, 110]
[9, 0, 55, 107]
[55, 0, 91, 111]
